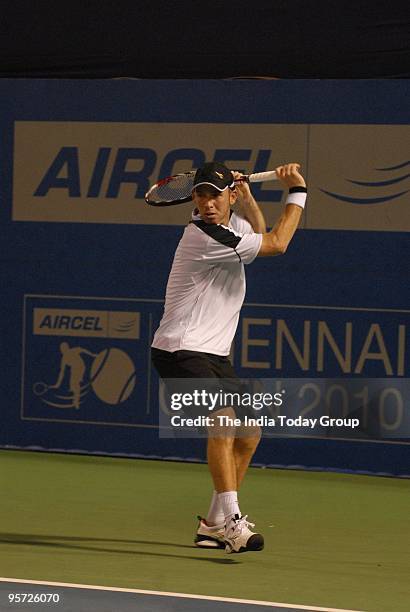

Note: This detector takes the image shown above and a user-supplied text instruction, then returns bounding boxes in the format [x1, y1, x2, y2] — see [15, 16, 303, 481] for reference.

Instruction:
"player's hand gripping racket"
[145, 170, 278, 206]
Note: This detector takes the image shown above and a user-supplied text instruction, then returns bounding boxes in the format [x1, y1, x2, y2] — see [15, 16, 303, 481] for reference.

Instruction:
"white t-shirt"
[151, 210, 262, 356]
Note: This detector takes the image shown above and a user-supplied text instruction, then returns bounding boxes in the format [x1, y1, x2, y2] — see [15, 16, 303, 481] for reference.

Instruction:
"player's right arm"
[258, 163, 306, 257]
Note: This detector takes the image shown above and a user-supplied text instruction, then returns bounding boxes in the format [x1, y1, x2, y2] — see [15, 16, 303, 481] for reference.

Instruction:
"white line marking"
[0, 577, 363, 611]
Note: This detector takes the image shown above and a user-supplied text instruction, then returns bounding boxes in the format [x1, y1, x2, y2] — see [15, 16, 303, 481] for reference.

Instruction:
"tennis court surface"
[1, 450, 408, 611]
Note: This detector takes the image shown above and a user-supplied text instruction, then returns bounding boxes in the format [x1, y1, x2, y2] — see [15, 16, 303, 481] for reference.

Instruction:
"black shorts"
[151, 348, 254, 421]
[151, 348, 237, 379]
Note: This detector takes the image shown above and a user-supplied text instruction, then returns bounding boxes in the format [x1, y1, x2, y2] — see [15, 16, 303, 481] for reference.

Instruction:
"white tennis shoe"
[194, 516, 225, 549]
[224, 514, 264, 553]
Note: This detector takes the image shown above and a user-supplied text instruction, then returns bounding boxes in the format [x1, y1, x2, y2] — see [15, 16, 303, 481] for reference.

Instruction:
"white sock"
[217, 491, 240, 524]
[206, 491, 225, 526]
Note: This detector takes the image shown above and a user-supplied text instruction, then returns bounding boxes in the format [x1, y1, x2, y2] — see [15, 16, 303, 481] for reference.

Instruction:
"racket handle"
[248, 170, 277, 183]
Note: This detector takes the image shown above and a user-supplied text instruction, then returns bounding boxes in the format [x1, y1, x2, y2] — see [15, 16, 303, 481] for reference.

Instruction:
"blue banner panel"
[0, 79, 409, 476]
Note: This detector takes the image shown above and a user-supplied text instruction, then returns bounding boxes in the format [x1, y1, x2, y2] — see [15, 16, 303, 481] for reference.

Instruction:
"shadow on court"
[0, 532, 238, 565]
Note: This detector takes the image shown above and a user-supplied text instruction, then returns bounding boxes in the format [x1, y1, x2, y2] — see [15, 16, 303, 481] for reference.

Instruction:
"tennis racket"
[145, 169, 278, 207]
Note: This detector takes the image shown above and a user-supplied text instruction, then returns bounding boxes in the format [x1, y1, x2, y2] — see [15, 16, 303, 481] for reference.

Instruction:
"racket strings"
[148, 172, 195, 204]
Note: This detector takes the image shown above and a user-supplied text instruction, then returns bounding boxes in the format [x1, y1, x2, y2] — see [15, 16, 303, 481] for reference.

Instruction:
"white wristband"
[285, 192, 307, 209]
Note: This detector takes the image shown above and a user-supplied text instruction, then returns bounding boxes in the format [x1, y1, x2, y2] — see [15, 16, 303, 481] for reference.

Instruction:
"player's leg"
[201, 423, 260, 527]
[196, 408, 236, 548]
[206, 407, 237, 491]
[206, 411, 264, 554]
[220, 422, 263, 553]
[151, 349, 263, 553]
[197, 424, 264, 552]
[151, 349, 229, 548]
[204, 358, 264, 553]
[206, 421, 261, 492]
[234, 424, 262, 487]
[196, 407, 239, 548]
[196, 407, 238, 549]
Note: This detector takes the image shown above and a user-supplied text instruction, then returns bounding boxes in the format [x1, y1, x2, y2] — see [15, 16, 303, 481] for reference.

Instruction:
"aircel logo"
[33, 308, 140, 339]
[12, 121, 306, 226]
[31, 308, 139, 408]
[23, 297, 145, 418]
[33, 147, 281, 201]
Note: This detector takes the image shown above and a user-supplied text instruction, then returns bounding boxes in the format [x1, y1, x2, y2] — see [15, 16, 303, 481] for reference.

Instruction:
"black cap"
[193, 162, 234, 191]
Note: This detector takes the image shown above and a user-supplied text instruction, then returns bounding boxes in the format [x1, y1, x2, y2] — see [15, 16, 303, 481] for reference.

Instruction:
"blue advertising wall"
[1, 79, 409, 476]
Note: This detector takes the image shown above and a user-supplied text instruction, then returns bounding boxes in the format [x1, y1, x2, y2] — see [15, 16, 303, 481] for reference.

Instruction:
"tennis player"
[151, 161, 306, 553]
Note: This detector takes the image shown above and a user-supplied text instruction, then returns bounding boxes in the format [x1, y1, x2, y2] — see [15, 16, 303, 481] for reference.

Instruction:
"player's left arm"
[232, 171, 267, 234]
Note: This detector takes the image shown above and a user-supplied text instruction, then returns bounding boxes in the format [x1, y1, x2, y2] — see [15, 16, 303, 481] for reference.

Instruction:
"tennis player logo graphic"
[33, 342, 137, 409]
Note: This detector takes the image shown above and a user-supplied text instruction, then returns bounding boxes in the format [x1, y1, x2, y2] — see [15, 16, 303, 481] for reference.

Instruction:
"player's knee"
[207, 406, 237, 439]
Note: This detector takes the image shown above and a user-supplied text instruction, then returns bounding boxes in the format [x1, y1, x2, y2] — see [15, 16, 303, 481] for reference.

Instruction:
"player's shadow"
[0, 532, 238, 565]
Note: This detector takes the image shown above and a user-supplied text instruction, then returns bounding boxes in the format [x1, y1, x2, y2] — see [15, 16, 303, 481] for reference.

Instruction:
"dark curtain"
[0, 1, 409, 78]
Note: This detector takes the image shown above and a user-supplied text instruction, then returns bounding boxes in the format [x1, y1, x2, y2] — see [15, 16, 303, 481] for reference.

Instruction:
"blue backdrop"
[1, 79, 409, 476]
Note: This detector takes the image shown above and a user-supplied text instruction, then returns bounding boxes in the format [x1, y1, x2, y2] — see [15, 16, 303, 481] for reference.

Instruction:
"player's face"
[192, 186, 237, 225]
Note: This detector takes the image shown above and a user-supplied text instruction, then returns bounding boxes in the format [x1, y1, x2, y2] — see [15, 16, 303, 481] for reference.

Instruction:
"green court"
[1, 450, 408, 611]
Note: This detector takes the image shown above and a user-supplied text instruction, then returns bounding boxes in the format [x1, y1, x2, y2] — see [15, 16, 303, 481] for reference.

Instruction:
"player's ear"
[229, 187, 237, 205]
